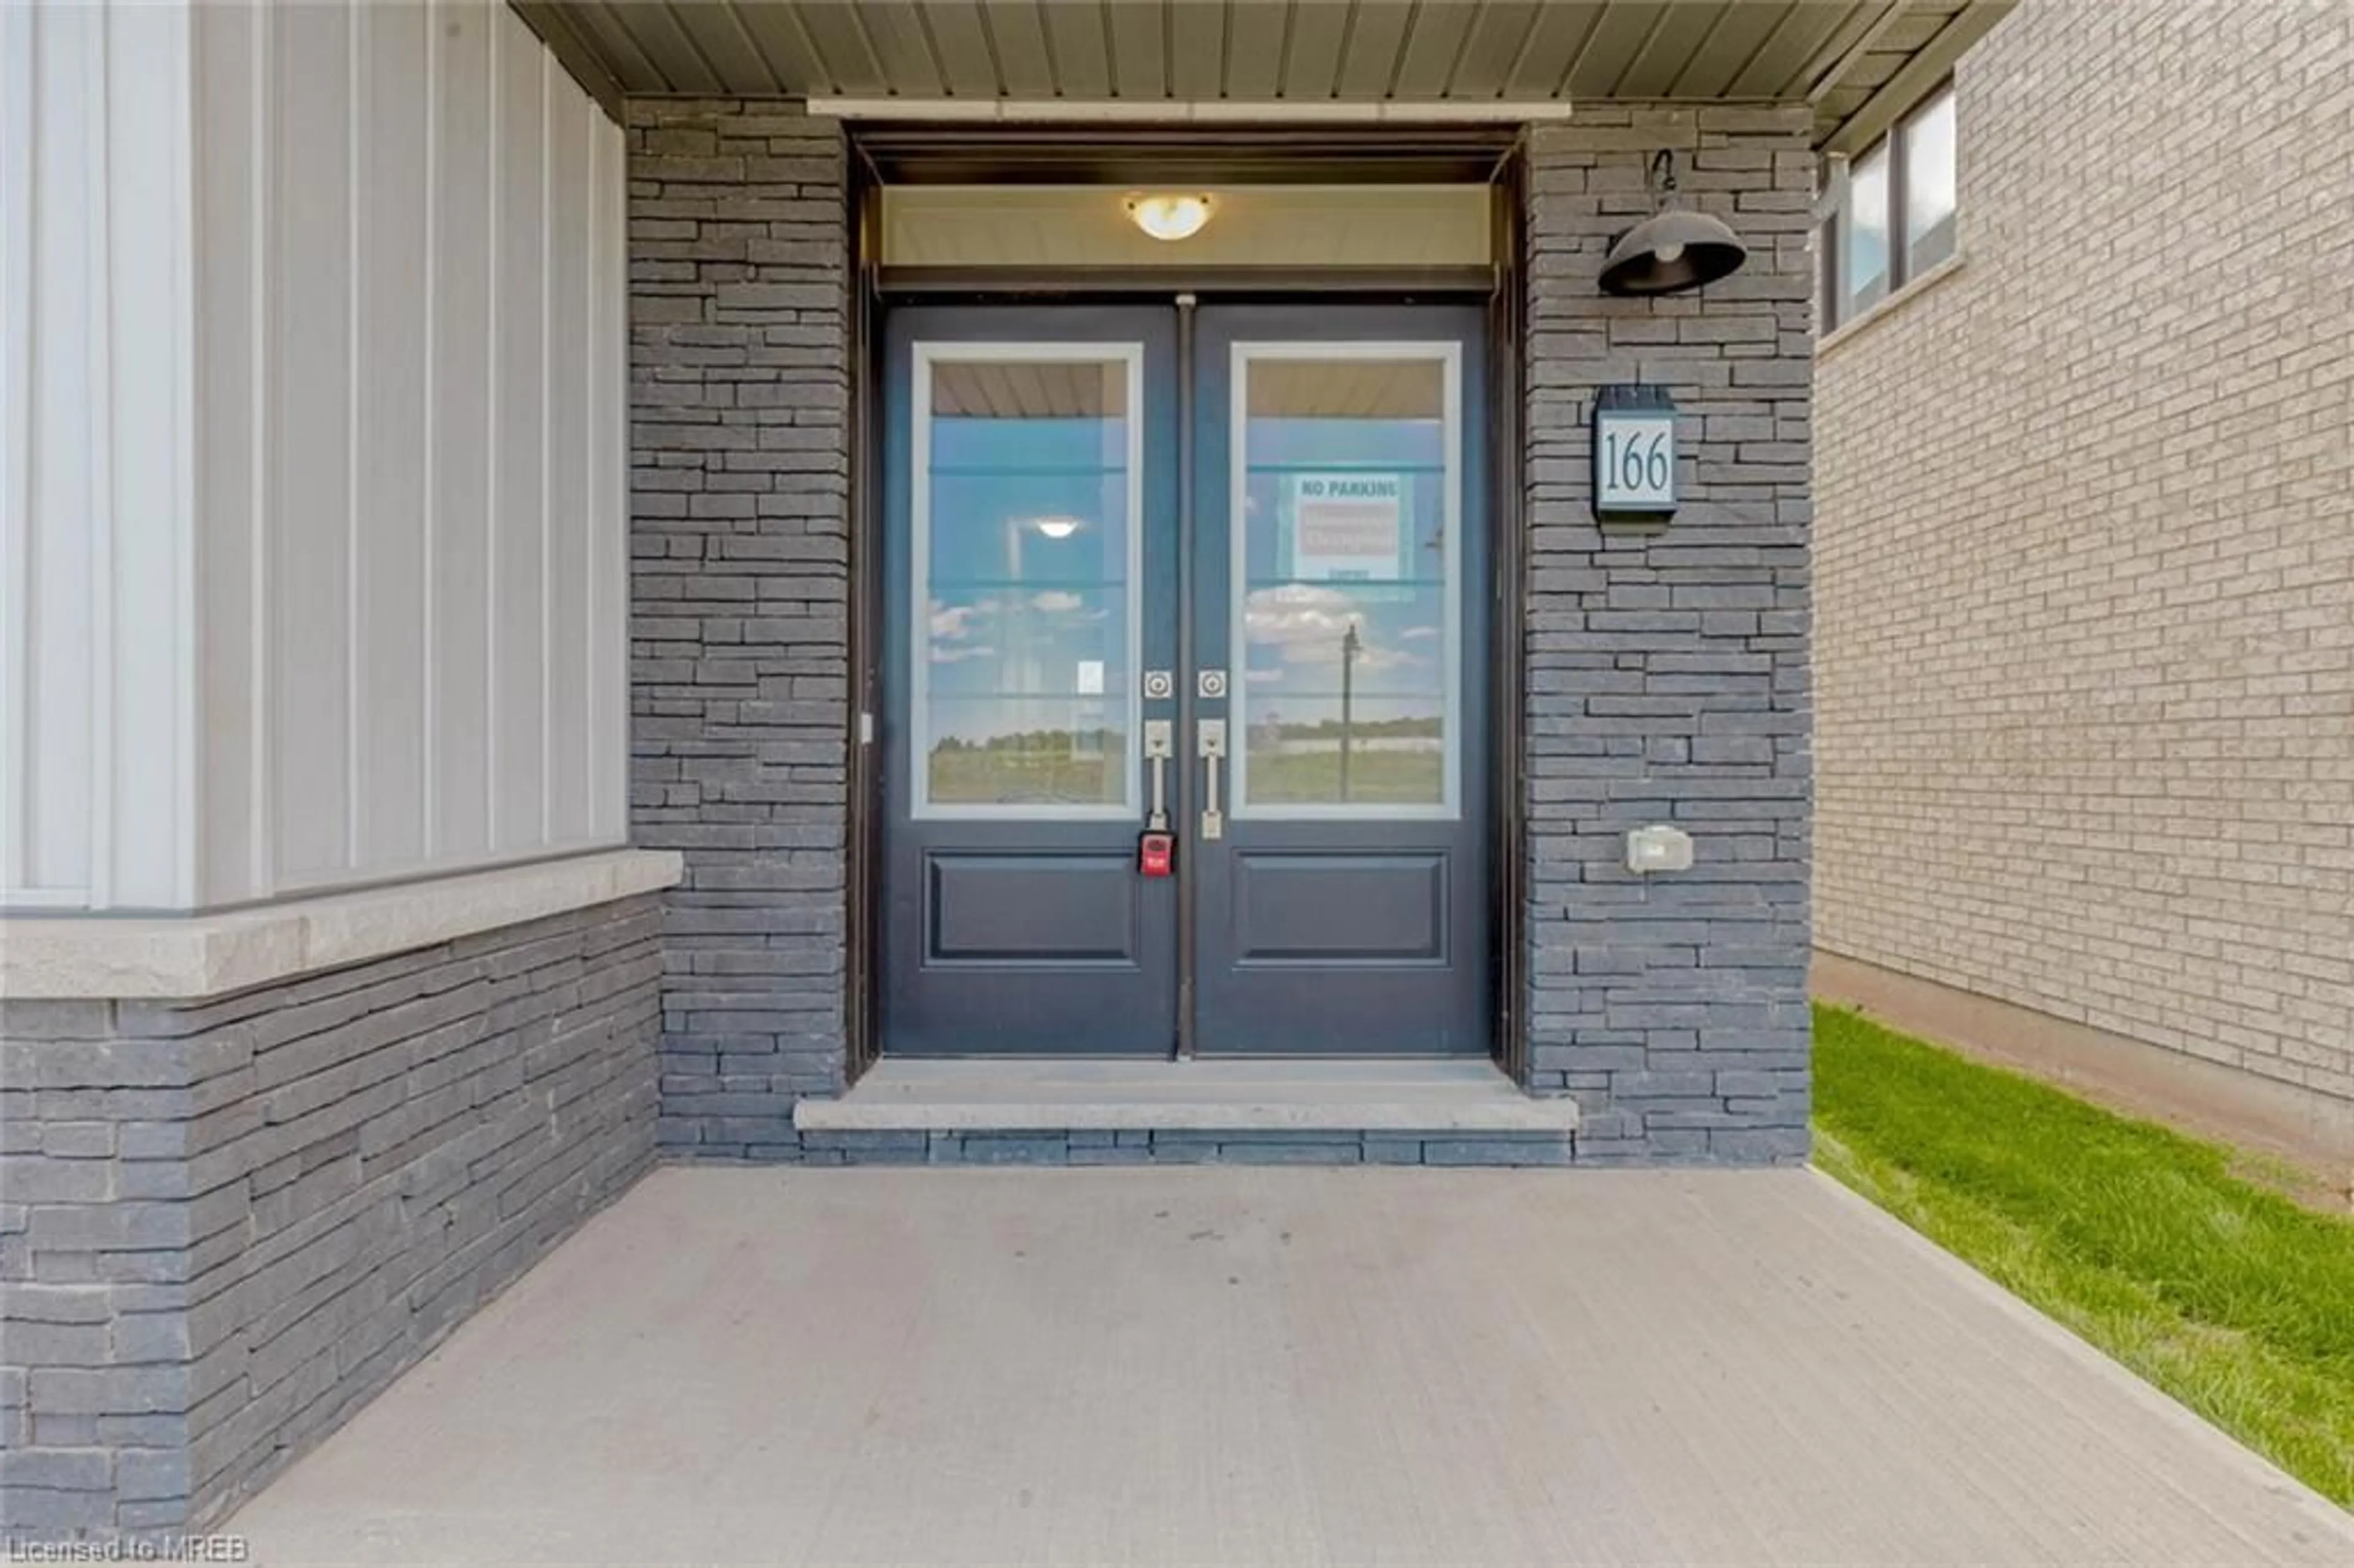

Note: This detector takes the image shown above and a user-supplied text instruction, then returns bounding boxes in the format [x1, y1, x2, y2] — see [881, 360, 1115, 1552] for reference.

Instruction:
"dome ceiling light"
[1126, 193, 1214, 242]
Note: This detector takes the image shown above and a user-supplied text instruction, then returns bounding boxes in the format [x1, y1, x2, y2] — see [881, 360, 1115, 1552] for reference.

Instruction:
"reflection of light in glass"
[1030, 515, 1081, 540]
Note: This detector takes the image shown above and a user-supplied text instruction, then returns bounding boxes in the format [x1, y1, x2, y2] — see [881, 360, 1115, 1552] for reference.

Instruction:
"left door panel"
[880, 306, 1179, 1054]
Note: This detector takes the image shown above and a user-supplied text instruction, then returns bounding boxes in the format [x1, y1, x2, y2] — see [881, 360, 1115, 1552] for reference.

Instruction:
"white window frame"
[1227, 340, 1464, 823]
[908, 340, 1145, 821]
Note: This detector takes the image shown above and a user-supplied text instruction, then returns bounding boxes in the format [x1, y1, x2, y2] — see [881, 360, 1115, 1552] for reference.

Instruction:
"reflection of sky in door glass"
[1238, 358, 1450, 809]
[922, 358, 1130, 808]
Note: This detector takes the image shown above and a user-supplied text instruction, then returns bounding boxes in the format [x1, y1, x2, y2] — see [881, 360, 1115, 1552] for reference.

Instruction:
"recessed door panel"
[926, 852, 1141, 965]
[1232, 853, 1447, 963]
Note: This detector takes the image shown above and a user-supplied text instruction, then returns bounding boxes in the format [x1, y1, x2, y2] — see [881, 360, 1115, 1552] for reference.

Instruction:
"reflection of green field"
[926, 739, 1439, 806]
[931, 747, 1119, 805]
[1246, 748, 1441, 805]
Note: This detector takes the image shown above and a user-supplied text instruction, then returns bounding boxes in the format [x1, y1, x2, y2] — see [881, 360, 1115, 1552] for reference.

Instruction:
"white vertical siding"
[544, 58, 595, 850]
[2, 0, 196, 910]
[590, 114, 630, 841]
[430, 2, 497, 867]
[2, 0, 628, 912]
[192, 0, 265, 907]
[490, 19, 547, 856]
[265, 0, 355, 888]
[355, 0, 433, 875]
[208, 0, 629, 902]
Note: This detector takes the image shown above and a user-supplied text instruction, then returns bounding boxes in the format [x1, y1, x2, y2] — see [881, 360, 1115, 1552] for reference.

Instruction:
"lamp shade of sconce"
[1126, 193, 1214, 242]
[1599, 151, 1748, 296]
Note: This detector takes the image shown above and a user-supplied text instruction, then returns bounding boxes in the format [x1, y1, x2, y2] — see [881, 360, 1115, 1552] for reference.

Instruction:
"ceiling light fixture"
[1126, 193, 1214, 242]
[1030, 516, 1081, 540]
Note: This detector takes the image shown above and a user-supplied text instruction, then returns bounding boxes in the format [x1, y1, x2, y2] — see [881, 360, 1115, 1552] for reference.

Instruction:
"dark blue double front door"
[880, 302, 1489, 1056]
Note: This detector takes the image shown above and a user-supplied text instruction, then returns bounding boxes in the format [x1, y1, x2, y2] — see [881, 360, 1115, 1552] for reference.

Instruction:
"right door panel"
[1190, 305, 1490, 1055]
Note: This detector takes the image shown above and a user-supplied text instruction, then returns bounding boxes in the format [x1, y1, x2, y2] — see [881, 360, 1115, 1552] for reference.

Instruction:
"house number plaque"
[1592, 384, 1678, 521]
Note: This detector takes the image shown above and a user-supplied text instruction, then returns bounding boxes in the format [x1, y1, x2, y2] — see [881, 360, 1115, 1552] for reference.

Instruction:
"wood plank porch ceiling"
[514, 1, 2015, 153]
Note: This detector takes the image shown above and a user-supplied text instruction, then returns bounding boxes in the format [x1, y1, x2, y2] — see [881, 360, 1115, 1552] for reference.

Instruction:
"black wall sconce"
[1599, 150, 1749, 297]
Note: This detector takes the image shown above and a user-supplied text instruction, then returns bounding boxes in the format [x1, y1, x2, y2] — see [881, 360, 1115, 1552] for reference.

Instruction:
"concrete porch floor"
[225, 1168, 2353, 1567]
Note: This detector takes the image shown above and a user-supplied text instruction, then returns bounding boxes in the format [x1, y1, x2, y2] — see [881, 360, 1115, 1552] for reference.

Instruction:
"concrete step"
[791, 1059, 1579, 1164]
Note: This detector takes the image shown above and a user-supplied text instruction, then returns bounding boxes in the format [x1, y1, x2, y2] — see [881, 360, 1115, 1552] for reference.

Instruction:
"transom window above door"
[879, 185, 1493, 272]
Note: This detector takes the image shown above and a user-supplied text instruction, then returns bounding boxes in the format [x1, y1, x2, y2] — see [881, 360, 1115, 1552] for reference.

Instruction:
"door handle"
[1197, 719, 1227, 841]
[1143, 720, 1173, 832]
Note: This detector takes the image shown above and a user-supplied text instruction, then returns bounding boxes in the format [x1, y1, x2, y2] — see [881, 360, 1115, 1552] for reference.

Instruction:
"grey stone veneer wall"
[620, 102, 1814, 1165]
[1520, 108, 1816, 1163]
[627, 100, 853, 1159]
[0, 897, 662, 1535]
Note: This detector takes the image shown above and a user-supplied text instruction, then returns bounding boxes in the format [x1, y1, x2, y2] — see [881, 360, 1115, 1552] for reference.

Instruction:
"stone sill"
[0, 848, 683, 1002]
[1815, 252, 1967, 359]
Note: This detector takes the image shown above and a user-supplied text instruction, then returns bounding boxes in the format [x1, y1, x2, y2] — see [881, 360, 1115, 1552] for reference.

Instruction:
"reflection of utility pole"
[1000, 519, 1029, 788]
[1002, 518, 1027, 683]
[1339, 618, 1362, 802]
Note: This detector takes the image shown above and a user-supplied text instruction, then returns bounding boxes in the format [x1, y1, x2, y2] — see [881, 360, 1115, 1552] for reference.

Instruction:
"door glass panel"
[914, 348, 1140, 815]
[1230, 348, 1459, 816]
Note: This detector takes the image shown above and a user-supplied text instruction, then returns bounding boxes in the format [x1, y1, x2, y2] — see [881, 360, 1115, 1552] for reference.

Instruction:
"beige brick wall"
[1815, 0, 2354, 1108]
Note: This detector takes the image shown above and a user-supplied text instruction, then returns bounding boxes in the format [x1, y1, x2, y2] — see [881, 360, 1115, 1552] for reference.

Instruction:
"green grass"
[1811, 1003, 2354, 1507]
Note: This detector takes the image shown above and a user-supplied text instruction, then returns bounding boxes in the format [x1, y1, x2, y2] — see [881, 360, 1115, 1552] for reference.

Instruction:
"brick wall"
[0, 898, 662, 1534]
[1520, 107, 1817, 1163]
[1816, 1, 2354, 1108]
[627, 101, 853, 1157]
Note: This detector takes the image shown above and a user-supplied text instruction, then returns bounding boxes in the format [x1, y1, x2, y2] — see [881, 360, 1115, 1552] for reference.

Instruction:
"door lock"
[1197, 718, 1227, 840]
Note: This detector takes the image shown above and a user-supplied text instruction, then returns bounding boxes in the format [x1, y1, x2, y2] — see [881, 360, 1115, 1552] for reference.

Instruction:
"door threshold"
[795, 1056, 1578, 1135]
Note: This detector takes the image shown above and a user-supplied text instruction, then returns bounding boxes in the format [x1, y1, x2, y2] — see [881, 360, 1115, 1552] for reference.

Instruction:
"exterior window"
[1816, 80, 1960, 335]
[1903, 88, 1958, 275]
[1843, 143, 1891, 322]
